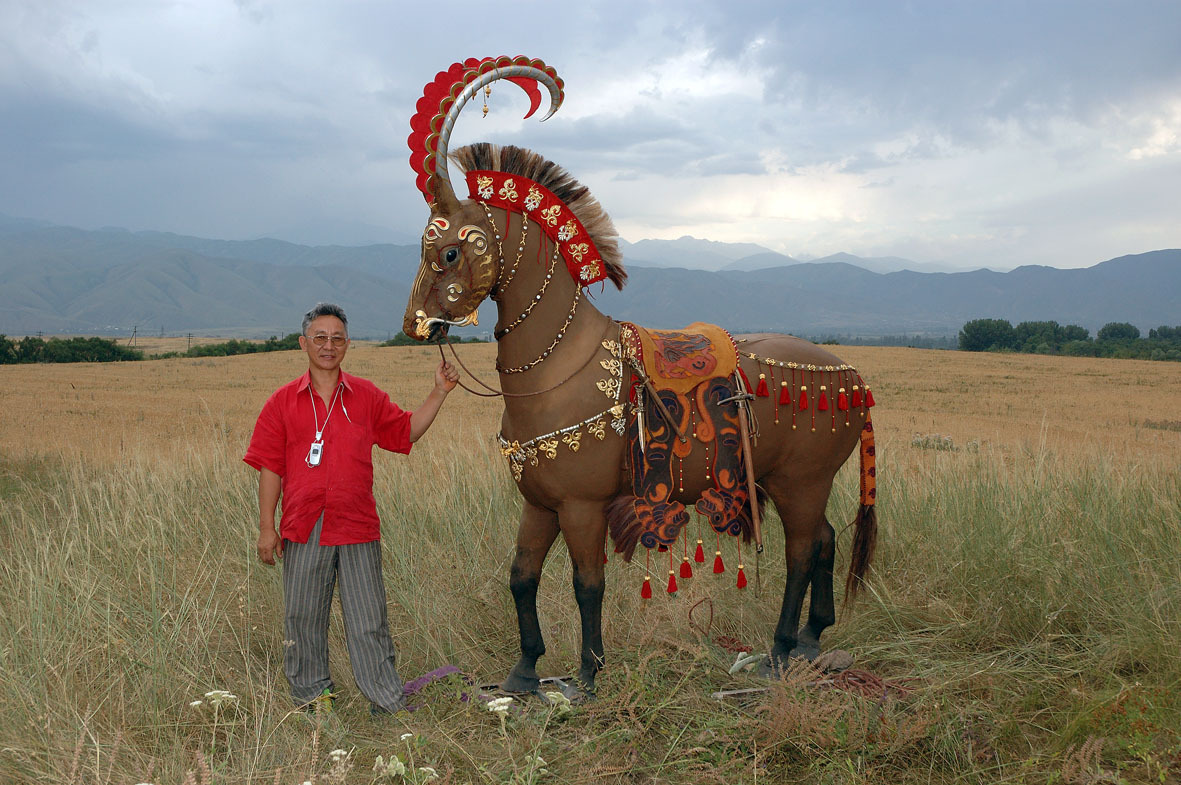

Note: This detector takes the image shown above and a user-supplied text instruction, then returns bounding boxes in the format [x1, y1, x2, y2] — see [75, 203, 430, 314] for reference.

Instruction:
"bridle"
[421, 212, 611, 400]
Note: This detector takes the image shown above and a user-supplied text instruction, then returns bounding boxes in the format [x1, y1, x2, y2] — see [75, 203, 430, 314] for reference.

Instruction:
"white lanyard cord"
[309, 382, 343, 441]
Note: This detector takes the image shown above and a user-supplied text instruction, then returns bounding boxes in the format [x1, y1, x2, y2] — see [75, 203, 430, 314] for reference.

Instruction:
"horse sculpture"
[402, 56, 877, 697]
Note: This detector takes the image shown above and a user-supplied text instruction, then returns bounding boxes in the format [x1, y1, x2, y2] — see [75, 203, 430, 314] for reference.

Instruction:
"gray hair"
[302, 303, 349, 335]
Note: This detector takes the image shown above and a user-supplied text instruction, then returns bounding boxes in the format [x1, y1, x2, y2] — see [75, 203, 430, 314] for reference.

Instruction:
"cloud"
[0, 0, 1177, 268]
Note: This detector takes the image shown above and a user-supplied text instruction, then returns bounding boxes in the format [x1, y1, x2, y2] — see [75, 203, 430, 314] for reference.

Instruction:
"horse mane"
[451, 143, 627, 290]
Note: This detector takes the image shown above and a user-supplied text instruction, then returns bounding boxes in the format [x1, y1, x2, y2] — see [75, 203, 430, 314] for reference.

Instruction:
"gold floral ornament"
[597, 377, 621, 400]
[580, 263, 601, 282]
[558, 219, 578, 242]
[539, 205, 562, 226]
[569, 242, 590, 262]
[524, 185, 543, 211]
[587, 419, 607, 441]
[539, 438, 560, 459]
[476, 175, 494, 200]
[562, 431, 582, 452]
[498, 178, 519, 202]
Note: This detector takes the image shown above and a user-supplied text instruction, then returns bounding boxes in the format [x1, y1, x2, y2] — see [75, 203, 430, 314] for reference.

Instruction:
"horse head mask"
[402, 56, 566, 341]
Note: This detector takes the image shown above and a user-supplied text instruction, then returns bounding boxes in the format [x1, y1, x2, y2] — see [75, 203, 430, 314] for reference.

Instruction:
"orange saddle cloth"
[619, 321, 738, 395]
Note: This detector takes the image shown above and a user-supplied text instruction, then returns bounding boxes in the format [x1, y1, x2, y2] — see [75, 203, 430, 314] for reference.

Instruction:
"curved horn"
[407, 56, 564, 206]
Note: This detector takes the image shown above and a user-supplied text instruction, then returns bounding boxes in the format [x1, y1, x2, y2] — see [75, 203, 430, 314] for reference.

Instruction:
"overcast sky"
[2, 0, 1179, 269]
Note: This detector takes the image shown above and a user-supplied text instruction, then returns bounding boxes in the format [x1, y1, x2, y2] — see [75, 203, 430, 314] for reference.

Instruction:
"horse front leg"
[557, 499, 607, 697]
[501, 501, 559, 694]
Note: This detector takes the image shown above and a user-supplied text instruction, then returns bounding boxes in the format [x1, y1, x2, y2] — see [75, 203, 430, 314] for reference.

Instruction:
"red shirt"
[243, 370, 412, 545]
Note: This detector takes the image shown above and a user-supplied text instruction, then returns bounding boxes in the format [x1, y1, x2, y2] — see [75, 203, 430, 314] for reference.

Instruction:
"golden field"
[6, 341, 1180, 466]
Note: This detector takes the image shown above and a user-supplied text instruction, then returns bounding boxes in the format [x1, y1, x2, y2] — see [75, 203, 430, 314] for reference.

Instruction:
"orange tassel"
[667, 571, 678, 594]
[756, 373, 769, 397]
[866, 388, 876, 407]
[818, 385, 829, 411]
[694, 539, 705, 563]
[640, 576, 652, 599]
[736, 565, 748, 589]
[713, 551, 725, 574]
[799, 385, 809, 410]
[779, 381, 791, 405]
[837, 387, 848, 411]
[680, 557, 693, 578]
[851, 385, 862, 407]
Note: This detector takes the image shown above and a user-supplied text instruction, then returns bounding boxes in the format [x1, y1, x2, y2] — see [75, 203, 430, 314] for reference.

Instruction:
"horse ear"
[428, 173, 461, 215]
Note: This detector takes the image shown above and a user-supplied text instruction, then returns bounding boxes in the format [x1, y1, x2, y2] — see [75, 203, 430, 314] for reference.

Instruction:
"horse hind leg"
[501, 501, 560, 694]
[796, 517, 836, 658]
[759, 480, 833, 675]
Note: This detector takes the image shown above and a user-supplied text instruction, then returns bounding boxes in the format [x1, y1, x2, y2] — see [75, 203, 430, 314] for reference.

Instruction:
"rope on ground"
[688, 597, 754, 653]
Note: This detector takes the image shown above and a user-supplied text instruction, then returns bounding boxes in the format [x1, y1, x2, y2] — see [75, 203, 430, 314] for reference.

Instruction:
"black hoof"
[501, 665, 540, 695]
[789, 639, 821, 661]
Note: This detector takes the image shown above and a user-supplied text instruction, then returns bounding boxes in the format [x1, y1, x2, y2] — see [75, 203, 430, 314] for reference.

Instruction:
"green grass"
[0, 435, 1178, 784]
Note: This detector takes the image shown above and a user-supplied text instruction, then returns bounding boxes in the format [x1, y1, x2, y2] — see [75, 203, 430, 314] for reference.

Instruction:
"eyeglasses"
[308, 335, 348, 347]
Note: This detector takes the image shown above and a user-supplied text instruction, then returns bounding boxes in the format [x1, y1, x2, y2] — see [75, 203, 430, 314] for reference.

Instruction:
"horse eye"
[444, 248, 460, 265]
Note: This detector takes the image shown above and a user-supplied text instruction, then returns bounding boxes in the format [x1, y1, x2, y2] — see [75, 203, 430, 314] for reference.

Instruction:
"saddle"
[612, 323, 755, 587]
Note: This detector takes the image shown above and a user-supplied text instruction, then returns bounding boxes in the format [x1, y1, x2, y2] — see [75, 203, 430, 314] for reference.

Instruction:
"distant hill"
[0, 217, 1177, 338]
[621, 236, 779, 270]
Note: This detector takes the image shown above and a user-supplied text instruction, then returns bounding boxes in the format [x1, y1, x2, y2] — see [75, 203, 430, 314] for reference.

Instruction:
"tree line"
[0, 333, 303, 364]
[0, 335, 144, 364]
[958, 320, 1181, 361]
[0, 331, 489, 364]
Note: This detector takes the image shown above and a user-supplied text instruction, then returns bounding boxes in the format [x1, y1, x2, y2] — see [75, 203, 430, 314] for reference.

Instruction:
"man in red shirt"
[244, 302, 458, 714]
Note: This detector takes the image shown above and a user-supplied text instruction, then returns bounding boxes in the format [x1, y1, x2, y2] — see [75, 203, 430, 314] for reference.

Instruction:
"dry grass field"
[5, 342, 1179, 465]
[1, 343, 1179, 784]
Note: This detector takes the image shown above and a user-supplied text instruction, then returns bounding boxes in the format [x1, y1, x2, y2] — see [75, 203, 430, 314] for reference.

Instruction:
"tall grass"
[1, 426, 1178, 783]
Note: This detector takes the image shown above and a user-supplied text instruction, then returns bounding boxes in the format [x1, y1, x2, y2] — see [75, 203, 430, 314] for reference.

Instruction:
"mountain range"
[0, 214, 1176, 339]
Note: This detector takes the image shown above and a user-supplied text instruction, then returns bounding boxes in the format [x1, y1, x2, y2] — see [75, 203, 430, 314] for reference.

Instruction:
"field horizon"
[2, 344, 1178, 783]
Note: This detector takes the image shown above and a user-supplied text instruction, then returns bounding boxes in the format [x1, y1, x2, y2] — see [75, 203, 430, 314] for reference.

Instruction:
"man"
[243, 302, 458, 714]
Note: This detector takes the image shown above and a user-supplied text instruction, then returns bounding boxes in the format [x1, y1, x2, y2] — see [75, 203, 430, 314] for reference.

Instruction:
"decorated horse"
[401, 56, 878, 697]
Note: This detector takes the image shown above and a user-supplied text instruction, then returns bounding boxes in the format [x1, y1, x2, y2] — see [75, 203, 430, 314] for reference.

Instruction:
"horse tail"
[845, 412, 878, 601]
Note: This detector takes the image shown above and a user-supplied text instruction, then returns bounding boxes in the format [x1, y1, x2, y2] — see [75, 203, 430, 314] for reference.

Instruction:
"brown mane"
[451, 143, 627, 290]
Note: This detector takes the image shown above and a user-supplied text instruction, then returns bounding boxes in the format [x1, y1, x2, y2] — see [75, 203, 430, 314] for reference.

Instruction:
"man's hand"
[258, 526, 283, 565]
[435, 360, 459, 393]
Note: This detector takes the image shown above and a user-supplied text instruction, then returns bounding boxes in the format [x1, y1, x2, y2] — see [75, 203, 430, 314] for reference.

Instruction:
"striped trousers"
[282, 516, 406, 712]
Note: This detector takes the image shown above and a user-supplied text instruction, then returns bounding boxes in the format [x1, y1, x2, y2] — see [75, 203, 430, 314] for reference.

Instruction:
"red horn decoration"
[407, 56, 565, 207]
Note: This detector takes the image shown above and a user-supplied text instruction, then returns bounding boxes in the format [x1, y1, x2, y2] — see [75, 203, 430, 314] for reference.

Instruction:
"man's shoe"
[303, 688, 335, 714]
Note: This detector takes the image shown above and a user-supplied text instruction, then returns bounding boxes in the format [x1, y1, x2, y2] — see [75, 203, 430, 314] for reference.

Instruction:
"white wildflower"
[373, 755, 386, 774]
[328, 748, 348, 763]
[203, 689, 238, 707]
[189, 700, 203, 708]
[390, 758, 406, 776]
[400, 732, 414, 741]
[486, 696, 514, 713]
[418, 766, 438, 780]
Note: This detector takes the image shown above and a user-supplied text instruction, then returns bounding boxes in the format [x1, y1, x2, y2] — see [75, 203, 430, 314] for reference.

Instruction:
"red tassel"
[680, 558, 693, 578]
[779, 381, 791, 405]
[713, 551, 725, 574]
[603, 549, 608, 564]
[667, 571, 678, 594]
[866, 388, 876, 407]
[756, 373, 769, 397]
[657, 543, 668, 552]
[837, 388, 849, 411]
[851, 386, 862, 407]
[640, 576, 652, 599]
[799, 385, 809, 410]
[694, 540, 705, 563]
[736, 565, 748, 589]
[818, 385, 829, 411]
